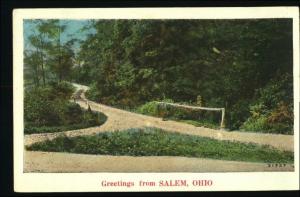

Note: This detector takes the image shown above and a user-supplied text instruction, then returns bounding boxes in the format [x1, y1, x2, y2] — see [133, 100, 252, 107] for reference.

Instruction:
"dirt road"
[24, 84, 294, 172]
[25, 151, 294, 172]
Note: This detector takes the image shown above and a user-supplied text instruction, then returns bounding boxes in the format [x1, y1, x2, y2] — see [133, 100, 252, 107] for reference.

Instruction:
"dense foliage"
[24, 20, 108, 134]
[136, 100, 220, 129]
[72, 19, 293, 132]
[241, 73, 293, 134]
[24, 20, 77, 87]
[26, 127, 294, 163]
[24, 19, 294, 134]
[24, 82, 107, 134]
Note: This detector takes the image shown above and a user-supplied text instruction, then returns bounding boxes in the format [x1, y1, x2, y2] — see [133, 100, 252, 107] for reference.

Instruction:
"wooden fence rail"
[154, 101, 225, 129]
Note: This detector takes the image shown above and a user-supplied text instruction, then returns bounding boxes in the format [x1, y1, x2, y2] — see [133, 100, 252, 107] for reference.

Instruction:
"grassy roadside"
[86, 94, 293, 134]
[85, 97, 221, 130]
[26, 127, 294, 163]
[173, 119, 219, 129]
[134, 101, 221, 129]
[24, 111, 107, 134]
[24, 82, 107, 134]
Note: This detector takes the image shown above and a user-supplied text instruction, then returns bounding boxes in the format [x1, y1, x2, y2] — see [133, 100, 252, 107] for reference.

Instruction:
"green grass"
[175, 119, 219, 129]
[134, 101, 220, 130]
[26, 127, 294, 163]
[24, 111, 107, 134]
[25, 123, 98, 134]
[240, 116, 293, 135]
[84, 96, 220, 129]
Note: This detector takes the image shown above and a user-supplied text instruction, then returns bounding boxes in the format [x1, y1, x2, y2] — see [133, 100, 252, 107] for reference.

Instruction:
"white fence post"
[220, 108, 225, 129]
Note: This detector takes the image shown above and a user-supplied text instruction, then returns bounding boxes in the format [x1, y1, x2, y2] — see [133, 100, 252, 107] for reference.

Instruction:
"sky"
[23, 19, 96, 53]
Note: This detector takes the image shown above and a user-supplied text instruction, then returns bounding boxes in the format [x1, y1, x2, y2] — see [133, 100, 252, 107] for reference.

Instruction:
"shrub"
[24, 110, 107, 134]
[136, 101, 160, 116]
[226, 100, 251, 130]
[24, 88, 63, 126]
[26, 127, 294, 163]
[136, 100, 220, 129]
[24, 82, 107, 134]
[267, 101, 293, 126]
[136, 99, 175, 118]
[48, 81, 75, 100]
[24, 82, 75, 126]
[63, 102, 83, 124]
[241, 102, 293, 134]
[86, 82, 102, 103]
[241, 115, 270, 132]
[241, 74, 293, 134]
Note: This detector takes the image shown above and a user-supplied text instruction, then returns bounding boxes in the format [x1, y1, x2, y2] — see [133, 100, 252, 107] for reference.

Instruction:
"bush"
[241, 115, 270, 132]
[136, 100, 220, 129]
[48, 81, 75, 100]
[240, 74, 293, 134]
[24, 124, 86, 134]
[267, 101, 293, 126]
[136, 101, 161, 116]
[86, 82, 102, 103]
[226, 100, 251, 130]
[25, 109, 107, 134]
[63, 102, 83, 124]
[24, 82, 107, 134]
[26, 127, 294, 163]
[241, 102, 293, 134]
[24, 82, 75, 126]
[136, 99, 176, 118]
[24, 88, 64, 126]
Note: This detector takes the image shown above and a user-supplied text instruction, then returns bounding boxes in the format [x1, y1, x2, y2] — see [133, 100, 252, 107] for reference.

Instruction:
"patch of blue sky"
[23, 19, 96, 53]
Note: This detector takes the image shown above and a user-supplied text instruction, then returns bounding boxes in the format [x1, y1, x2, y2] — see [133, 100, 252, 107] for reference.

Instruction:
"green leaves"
[24, 19, 75, 85]
[24, 82, 107, 134]
[240, 74, 293, 134]
[26, 127, 294, 163]
[25, 19, 293, 133]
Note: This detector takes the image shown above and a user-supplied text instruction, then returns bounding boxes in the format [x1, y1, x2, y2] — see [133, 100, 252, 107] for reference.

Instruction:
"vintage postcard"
[13, 7, 299, 192]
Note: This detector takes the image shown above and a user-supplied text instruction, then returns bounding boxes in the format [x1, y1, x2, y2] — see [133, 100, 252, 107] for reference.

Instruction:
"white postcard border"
[13, 7, 300, 192]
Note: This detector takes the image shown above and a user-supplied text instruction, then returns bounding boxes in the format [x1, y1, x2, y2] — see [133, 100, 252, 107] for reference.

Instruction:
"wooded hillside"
[24, 19, 294, 132]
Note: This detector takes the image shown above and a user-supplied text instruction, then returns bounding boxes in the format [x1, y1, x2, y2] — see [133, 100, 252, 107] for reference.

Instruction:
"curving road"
[24, 84, 294, 172]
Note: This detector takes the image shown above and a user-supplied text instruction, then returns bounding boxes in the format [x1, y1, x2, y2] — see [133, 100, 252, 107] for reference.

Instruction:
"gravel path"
[25, 151, 294, 173]
[24, 84, 294, 172]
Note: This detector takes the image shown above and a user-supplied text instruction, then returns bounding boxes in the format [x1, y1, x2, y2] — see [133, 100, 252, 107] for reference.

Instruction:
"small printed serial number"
[267, 163, 293, 168]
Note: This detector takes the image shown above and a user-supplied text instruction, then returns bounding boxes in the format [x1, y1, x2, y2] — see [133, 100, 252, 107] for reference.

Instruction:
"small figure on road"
[87, 104, 92, 113]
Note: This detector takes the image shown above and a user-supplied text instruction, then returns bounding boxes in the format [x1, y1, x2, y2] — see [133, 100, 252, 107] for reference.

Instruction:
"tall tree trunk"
[58, 23, 62, 82]
[41, 59, 46, 86]
[39, 36, 46, 86]
[34, 65, 40, 86]
[37, 45, 46, 86]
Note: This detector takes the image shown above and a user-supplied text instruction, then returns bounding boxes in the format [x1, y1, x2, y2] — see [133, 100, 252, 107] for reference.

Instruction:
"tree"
[25, 20, 53, 86]
[24, 50, 41, 86]
[72, 19, 293, 130]
[24, 19, 76, 85]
